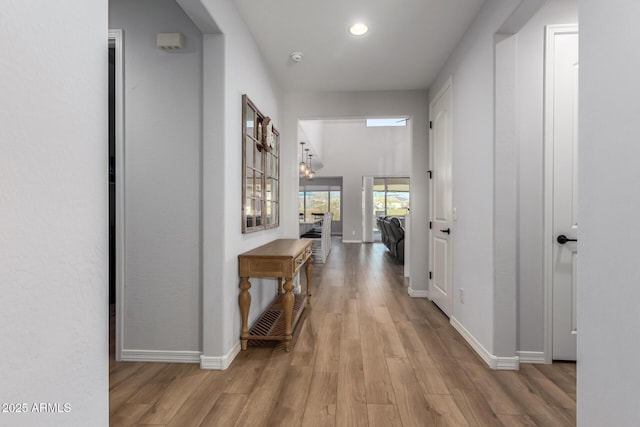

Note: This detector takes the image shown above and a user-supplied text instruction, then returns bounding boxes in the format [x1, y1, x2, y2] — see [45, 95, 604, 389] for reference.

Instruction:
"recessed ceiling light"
[349, 23, 368, 36]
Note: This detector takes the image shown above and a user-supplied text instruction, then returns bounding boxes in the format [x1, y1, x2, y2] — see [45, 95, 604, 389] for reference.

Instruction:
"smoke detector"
[289, 51, 304, 62]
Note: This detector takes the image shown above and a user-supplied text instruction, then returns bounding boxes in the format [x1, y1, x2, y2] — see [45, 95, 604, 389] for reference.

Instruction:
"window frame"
[299, 187, 342, 223]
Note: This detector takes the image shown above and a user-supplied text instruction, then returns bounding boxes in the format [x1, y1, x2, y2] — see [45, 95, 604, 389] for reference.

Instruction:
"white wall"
[429, 0, 521, 356]
[429, 0, 579, 365]
[283, 91, 429, 294]
[299, 120, 324, 163]
[313, 120, 411, 242]
[195, 0, 285, 361]
[110, 0, 203, 355]
[494, 33, 519, 359]
[578, 0, 640, 424]
[0, 1, 108, 425]
[513, 0, 578, 355]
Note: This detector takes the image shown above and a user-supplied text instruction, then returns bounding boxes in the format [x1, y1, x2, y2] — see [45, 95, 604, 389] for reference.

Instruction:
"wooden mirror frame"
[242, 95, 280, 233]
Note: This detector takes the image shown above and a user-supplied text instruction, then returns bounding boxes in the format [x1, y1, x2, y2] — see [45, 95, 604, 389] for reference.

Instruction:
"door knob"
[557, 234, 577, 244]
[440, 228, 451, 234]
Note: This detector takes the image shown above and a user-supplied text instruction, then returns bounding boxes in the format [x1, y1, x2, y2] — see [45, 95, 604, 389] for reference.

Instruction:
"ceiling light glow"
[349, 23, 368, 36]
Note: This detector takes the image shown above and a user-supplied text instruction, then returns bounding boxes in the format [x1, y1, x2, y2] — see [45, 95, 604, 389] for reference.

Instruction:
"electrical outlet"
[460, 288, 465, 304]
[352, 230, 356, 236]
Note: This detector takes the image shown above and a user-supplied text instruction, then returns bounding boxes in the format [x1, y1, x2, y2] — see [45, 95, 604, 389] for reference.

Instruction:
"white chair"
[301, 212, 332, 263]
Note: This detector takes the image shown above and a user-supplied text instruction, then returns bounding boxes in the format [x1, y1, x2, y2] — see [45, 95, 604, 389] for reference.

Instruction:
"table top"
[238, 239, 312, 259]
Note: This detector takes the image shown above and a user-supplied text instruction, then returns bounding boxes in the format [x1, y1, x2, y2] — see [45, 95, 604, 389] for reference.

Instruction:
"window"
[305, 192, 329, 219]
[299, 185, 341, 222]
[373, 177, 410, 231]
[242, 95, 279, 233]
[366, 117, 408, 127]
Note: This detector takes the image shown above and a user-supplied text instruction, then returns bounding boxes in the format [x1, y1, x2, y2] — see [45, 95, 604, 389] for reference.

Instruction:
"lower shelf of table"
[246, 293, 307, 345]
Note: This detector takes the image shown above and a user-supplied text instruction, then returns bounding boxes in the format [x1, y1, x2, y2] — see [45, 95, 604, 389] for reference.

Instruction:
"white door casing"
[545, 25, 579, 362]
[109, 29, 125, 362]
[429, 78, 453, 316]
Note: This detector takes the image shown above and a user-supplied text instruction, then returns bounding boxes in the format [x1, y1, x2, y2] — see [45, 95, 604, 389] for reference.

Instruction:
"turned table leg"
[238, 277, 251, 351]
[305, 258, 313, 299]
[282, 276, 294, 352]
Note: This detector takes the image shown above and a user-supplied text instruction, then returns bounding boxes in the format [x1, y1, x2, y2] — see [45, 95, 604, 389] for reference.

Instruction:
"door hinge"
[427, 170, 432, 179]
[429, 221, 432, 229]
[429, 121, 433, 129]
[429, 271, 433, 280]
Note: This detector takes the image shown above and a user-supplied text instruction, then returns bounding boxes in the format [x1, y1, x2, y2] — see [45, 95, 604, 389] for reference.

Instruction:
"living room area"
[297, 118, 411, 265]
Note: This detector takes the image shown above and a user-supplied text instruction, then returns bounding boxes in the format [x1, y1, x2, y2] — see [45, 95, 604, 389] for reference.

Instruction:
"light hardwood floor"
[110, 240, 576, 426]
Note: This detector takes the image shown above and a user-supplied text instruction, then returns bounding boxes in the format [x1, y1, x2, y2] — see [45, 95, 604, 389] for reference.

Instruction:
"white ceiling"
[232, 0, 485, 92]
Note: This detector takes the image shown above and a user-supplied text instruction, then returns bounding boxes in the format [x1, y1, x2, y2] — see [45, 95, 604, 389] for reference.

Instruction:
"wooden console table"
[238, 239, 313, 352]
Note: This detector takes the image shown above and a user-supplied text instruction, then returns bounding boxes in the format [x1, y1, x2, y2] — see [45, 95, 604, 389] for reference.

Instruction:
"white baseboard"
[495, 356, 520, 370]
[121, 349, 201, 363]
[200, 341, 241, 370]
[408, 287, 429, 298]
[341, 240, 361, 243]
[517, 351, 546, 364]
[450, 316, 519, 370]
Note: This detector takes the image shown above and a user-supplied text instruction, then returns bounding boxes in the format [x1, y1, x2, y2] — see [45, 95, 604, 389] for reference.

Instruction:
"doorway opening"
[109, 47, 115, 305]
[370, 176, 410, 241]
[109, 29, 124, 361]
[297, 117, 412, 244]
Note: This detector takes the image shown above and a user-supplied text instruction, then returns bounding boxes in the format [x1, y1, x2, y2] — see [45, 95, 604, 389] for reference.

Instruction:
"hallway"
[109, 241, 575, 426]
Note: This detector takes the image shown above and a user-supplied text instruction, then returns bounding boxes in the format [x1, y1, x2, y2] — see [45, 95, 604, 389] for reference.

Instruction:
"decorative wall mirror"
[242, 94, 280, 233]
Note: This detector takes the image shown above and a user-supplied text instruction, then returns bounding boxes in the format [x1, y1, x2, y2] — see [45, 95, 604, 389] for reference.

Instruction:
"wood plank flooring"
[110, 240, 576, 426]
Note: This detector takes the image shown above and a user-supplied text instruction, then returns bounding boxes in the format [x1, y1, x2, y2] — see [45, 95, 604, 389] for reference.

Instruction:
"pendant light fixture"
[304, 149, 311, 178]
[299, 142, 308, 175]
[307, 153, 315, 180]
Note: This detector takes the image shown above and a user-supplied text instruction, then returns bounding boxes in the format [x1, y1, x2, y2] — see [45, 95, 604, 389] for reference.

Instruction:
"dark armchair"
[377, 216, 405, 262]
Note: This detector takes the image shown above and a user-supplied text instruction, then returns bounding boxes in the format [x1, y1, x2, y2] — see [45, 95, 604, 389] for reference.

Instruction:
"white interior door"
[547, 25, 579, 361]
[429, 80, 453, 316]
